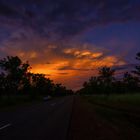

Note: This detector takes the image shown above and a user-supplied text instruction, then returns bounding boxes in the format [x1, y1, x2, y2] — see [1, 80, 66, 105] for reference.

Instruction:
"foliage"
[80, 67, 116, 94]
[132, 52, 140, 78]
[79, 52, 140, 95]
[0, 56, 30, 95]
[0, 56, 74, 98]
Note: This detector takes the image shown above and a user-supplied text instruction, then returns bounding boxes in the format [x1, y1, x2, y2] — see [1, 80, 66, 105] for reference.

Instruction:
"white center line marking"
[0, 124, 11, 130]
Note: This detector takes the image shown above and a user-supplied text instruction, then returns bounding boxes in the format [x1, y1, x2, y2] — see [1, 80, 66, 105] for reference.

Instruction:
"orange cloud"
[29, 53, 125, 90]
[0, 37, 126, 90]
[63, 48, 103, 59]
[92, 52, 103, 58]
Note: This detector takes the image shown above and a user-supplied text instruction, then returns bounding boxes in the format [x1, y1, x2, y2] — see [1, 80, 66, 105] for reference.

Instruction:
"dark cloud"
[57, 73, 69, 75]
[0, 1, 18, 17]
[46, 62, 51, 64]
[0, 0, 139, 90]
[58, 65, 92, 71]
[0, 0, 139, 40]
[113, 64, 137, 71]
[46, 74, 51, 76]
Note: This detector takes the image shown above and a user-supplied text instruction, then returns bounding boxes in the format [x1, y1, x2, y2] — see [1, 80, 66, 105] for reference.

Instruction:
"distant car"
[43, 96, 52, 101]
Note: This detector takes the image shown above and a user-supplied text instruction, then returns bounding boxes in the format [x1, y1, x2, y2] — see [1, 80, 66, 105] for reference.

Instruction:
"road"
[0, 96, 74, 140]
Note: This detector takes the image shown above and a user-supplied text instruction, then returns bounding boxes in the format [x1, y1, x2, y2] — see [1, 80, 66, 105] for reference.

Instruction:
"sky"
[0, 0, 140, 90]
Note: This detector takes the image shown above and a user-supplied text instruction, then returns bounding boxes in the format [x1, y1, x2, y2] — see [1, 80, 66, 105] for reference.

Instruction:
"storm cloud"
[0, 0, 140, 89]
[0, 0, 140, 40]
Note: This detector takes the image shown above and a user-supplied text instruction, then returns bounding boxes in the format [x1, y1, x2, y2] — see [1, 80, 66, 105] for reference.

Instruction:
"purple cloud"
[0, 0, 139, 40]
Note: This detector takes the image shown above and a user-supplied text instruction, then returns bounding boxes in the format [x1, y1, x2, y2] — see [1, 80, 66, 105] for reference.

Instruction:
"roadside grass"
[0, 93, 66, 109]
[84, 93, 140, 110]
[92, 103, 139, 127]
[0, 95, 43, 108]
[83, 93, 140, 128]
[92, 104, 140, 139]
[83, 93, 140, 119]
[82, 94, 140, 139]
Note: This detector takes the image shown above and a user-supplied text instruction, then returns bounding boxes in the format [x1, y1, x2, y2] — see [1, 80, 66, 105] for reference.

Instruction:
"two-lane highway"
[0, 96, 74, 140]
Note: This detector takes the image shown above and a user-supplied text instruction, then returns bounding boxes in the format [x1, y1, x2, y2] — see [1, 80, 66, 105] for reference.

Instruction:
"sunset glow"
[0, 0, 140, 89]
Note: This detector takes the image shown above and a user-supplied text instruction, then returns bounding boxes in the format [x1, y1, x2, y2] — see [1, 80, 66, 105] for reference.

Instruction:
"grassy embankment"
[85, 93, 140, 109]
[0, 95, 43, 108]
[83, 94, 140, 139]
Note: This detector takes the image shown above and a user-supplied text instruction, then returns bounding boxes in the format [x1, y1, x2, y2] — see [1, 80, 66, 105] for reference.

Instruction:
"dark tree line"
[0, 56, 73, 97]
[78, 52, 140, 95]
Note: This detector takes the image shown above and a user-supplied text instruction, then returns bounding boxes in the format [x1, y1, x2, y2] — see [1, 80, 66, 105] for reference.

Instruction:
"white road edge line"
[0, 124, 11, 130]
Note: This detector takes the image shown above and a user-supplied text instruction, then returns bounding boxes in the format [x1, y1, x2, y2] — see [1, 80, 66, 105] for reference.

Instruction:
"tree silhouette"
[123, 72, 139, 93]
[78, 52, 140, 95]
[0, 56, 74, 98]
[31, 73, 54, 95]
[82, 76, 101, 94]
[99, 67, 115, 84]
[98, 67, 115, 94]
[52, 83, 71, 96]
[0, 73, 5, 96]
[79, 67, 116, 95]
[133, 52, 140, 78]
[0, 56, 30, 95]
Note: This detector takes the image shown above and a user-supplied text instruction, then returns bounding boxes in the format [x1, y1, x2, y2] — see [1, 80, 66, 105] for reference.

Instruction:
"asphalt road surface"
[0, 96, 74, 140]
